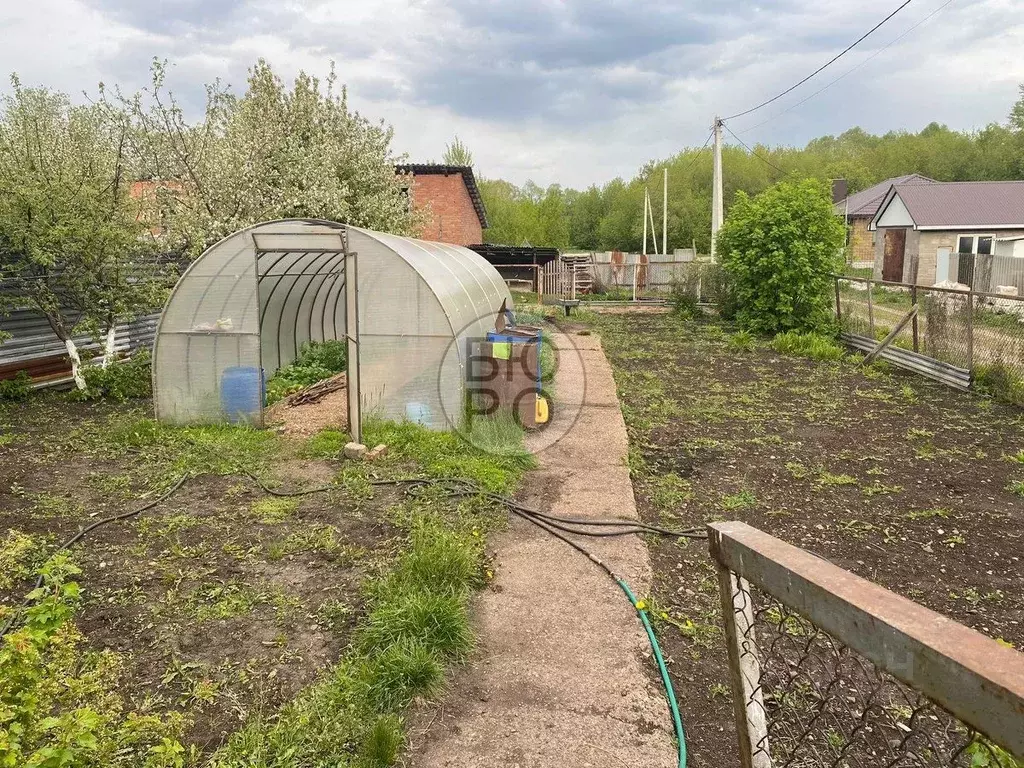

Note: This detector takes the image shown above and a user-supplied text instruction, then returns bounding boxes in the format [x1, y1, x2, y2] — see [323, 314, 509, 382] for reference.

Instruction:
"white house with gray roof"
[868, 181, 1024, 292]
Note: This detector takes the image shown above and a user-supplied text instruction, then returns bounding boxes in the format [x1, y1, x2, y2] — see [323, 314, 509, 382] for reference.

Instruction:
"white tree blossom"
[0, 77, 163, 386]
[109, 59, 419, 258]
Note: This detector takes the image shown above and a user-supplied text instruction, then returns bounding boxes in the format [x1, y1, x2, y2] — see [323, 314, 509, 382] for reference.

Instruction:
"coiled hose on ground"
[1, 471, 695, 768]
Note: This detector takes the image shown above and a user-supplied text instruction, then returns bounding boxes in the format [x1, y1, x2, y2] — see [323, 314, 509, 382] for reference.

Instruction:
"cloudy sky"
[2, 0, 1022, 188]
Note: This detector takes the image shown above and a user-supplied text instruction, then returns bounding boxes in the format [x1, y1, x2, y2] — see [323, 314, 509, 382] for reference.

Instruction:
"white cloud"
[1, 0, 1021, 189]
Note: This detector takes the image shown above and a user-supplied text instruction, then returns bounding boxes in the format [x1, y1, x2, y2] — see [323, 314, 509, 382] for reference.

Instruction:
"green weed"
[0, 529, 45, 591]
[770, 331, 844, 362]
[816, 471, 858, 489]
[785, 462, 807, 479]
[721, 490, 757, 510]
[727, 330, 754, 352]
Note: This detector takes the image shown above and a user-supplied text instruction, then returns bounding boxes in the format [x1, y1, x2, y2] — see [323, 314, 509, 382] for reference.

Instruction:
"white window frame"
[956, 234, 995, 255]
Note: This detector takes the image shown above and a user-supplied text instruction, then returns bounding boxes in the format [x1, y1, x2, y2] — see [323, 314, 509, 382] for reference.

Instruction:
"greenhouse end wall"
[152, 220, 512, 431]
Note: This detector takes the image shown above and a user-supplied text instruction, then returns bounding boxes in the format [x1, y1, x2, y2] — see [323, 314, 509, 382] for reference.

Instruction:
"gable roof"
[395, 164, 489, 229]
[836, 174, 935, 218]
[872, 181, 1024, 230]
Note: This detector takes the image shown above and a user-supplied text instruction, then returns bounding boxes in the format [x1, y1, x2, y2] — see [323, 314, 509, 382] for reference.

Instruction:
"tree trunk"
[101, 324, 117, 368]
[65, 338, 86, 390]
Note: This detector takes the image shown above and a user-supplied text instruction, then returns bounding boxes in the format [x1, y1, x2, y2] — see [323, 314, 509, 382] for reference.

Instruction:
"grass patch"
[1007, 481, 1024, 498]
[212, 514, 482, 766]
[364, 417, 533, 494]
[974, 362, 1024, 408]
[302, 428, 349, 458]
[86, 416, 280, 488]
[770, 331, 844, 362]
[250, 497, 298, 524]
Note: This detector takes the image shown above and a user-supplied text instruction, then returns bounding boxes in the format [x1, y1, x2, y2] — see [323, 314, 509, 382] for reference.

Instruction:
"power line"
[722, 123, 788, 175]
[681, 129, 715, 174]
[722, 0, 914, 121]
[737, 0, 957, 134]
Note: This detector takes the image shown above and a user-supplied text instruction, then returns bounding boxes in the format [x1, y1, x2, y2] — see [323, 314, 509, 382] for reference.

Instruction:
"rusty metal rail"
[709, 521, 1024, 768]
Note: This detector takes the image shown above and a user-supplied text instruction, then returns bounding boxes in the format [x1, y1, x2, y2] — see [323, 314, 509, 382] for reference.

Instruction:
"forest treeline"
[479, 86, 1024, 254]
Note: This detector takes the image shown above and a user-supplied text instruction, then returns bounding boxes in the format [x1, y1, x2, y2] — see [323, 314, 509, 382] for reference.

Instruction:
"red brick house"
[396, 164, 488, 246]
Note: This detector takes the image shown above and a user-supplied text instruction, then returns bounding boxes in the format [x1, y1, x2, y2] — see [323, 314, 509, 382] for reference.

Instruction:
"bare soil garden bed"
[580, 312, 1024, 768]
[0, 396, 399, 755]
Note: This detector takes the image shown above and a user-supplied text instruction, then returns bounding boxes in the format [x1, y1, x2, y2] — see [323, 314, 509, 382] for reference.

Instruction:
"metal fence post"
[966, 287, 974, 371]
[867, 279, 875, 339]
[835, 278, 842, 326]
[911, 284, 919, 352]
[632, 262, 638, 302]
[716, 563, 772, 768]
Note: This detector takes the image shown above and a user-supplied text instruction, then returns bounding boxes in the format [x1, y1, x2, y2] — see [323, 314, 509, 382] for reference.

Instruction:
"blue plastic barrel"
[221, 366, 265, 424]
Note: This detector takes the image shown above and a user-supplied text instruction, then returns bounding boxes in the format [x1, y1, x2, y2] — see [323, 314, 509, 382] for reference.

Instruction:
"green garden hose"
[617, 578, 688, 768]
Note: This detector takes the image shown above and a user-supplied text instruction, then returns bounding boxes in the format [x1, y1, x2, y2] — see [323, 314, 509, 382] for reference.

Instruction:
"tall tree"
[108, 59, 415, 257]
[0, 77, 164, 387]
[442, 135, 474, 167]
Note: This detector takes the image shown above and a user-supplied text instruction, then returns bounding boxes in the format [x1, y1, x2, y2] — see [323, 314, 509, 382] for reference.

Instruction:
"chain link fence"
[732, 583, 1017, 768]
[836, 276, 1024, 403]
[711, 522, 1024, 768]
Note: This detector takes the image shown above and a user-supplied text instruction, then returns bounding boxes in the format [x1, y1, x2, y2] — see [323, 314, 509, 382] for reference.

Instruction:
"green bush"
[0, 370, 32, 401]
[266, 340, 347, 405]
[75, 350, 152, 401]
[770, 331, 845, 362]
[717, 179, 846, 334]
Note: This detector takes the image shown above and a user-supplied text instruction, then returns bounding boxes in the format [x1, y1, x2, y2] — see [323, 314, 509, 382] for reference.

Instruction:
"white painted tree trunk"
[65, 338, 86, 390]
[101, 325, 117, 368]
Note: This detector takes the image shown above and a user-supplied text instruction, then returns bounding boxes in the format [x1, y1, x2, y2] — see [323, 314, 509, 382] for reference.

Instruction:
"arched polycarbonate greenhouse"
[152, 219, 512, 437]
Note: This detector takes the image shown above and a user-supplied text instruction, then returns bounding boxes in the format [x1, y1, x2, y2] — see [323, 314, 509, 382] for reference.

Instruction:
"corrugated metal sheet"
[0, 308, 160, 387]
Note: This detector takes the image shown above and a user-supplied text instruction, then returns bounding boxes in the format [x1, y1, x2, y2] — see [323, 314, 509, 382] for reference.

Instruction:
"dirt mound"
[265, 373, 348, 436]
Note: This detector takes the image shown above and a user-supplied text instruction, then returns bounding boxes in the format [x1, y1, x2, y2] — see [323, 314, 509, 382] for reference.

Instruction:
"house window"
[957, 235, 995, 255]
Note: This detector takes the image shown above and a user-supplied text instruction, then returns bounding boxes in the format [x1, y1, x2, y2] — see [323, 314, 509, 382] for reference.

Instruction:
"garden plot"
[0, 396, 527, 765]
[582, 311, 1024, 768]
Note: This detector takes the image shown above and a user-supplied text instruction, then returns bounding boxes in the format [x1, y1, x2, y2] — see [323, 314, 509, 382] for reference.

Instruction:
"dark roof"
[882, 181, 1024, 229]
[395, 164, 488, 229]
[836, 174, 935, 218]
[467, 244, 560, 267]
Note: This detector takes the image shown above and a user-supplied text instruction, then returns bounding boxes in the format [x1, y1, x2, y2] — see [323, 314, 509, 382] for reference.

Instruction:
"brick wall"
[848, 218, 875, 264]
[407, 173, 483, 246]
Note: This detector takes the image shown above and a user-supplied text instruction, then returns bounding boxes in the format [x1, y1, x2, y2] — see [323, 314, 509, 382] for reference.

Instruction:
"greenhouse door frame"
[252, 232, 361, 444]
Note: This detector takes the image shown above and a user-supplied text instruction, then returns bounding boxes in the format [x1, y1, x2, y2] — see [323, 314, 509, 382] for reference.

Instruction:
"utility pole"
[642, 189, 649, 258]
[662, 167, 668, 256]
[711, 116, 724, 261]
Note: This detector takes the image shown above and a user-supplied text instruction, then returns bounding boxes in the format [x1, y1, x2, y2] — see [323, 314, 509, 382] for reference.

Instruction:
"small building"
[396, 164, 488, 247]
[834, 175, 935, 264]
[869, 181, 1024, 291]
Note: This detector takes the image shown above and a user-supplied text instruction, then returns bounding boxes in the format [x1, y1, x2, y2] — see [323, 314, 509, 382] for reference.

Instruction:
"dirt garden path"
[409, 330, 677, 767]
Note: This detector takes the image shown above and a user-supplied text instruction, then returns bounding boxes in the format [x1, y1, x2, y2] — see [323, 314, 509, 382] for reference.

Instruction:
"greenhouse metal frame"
[152, 219, 512, 439]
